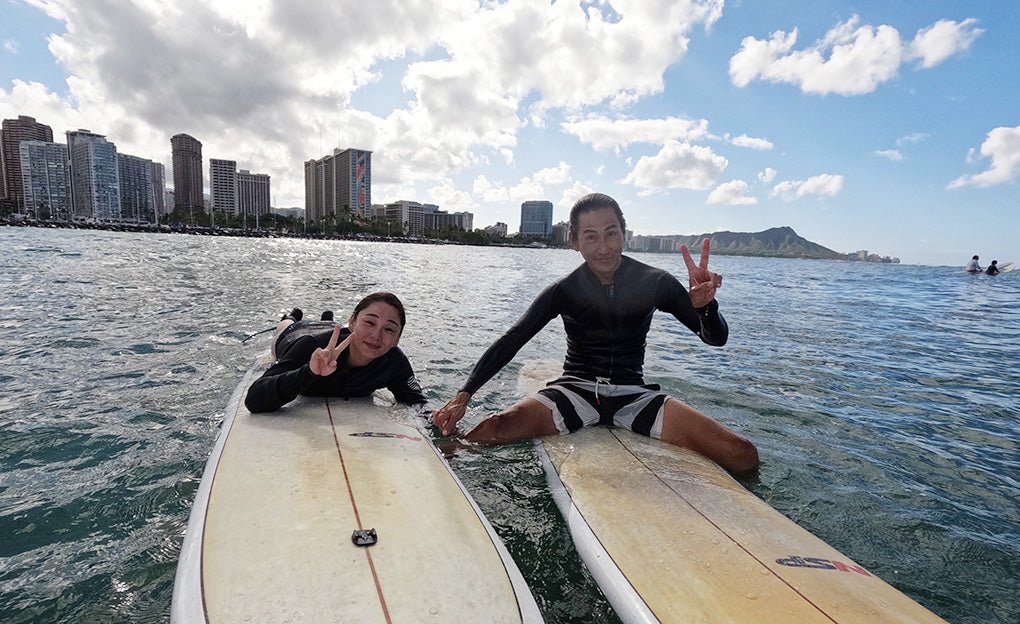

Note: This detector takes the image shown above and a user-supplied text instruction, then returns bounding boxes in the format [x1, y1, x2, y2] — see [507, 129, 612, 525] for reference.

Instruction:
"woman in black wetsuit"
[245, 292, 426, 414]
[432, 193, 758, 474]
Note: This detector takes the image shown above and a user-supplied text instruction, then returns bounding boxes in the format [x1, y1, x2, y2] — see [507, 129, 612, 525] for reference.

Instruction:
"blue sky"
[2, 0, 1017, 266]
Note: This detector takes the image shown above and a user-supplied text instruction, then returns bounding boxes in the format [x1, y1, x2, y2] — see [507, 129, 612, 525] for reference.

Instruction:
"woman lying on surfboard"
[432, 193, 759, 474]
[245, 292, 427, 413]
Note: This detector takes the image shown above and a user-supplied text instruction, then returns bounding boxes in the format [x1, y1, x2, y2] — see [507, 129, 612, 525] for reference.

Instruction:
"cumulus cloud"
[0, 0, 724, 206]
[729, 16, 982, 96]
[4, 40, 18, 54]
[758, 167, 777, 183]
[906, 18, 983, 68]
[875, 149, 904, 161]
[623, 140, 727, 193]
[707, 180, 757, 205]
[771, 174, 844, 201]
[726, 134, 773, 150]
[947, 125, 1020, 189]
[471, 162, 574, 206]
[562, 114, 710, 151]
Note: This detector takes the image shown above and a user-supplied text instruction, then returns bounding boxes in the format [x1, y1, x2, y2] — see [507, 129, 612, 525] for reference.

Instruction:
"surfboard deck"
[523, 364, 947, 624]
[171, 356, 542, 623]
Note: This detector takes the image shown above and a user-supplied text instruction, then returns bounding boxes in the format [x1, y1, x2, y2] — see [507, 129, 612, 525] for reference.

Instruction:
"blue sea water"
[0, 226, 1017, 623]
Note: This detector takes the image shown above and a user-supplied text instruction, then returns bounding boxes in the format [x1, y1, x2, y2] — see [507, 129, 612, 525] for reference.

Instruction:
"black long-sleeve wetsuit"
[460, 255, 728, 396]
[245, 325, 426, 413]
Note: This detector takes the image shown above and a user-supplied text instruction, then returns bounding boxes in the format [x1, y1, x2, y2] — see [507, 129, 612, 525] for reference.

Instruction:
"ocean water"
[0, 227, 1017, 624]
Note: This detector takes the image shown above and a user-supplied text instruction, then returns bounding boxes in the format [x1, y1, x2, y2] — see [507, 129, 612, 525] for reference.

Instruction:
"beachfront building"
[381, 200, 428, 236]
[237, 169, 271, 221]
[484, 222, 508, 237]
[551, 221, 569, 244]
[150, 162, 166, 219]
[66, 130, 121, 222]
[19, 140, 70, 221]
[2, 115, 54, 212]
[117, 153, 158, 224]
[171, 133, 204, 212]
[304, 148, 372, 227]
[426, 209, 473, 233]
[628, 235, 680, 253]
[520, 200, 553, 238]
[209, 158, 238, 215]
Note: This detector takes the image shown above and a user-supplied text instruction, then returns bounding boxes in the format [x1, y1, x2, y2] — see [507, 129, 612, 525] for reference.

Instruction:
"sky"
[1, 0, 1017, 266]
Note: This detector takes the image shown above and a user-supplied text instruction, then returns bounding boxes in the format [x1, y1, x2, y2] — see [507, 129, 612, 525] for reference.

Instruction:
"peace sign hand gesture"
[680, 238, 723, 309]
[309, 325, 351, 377]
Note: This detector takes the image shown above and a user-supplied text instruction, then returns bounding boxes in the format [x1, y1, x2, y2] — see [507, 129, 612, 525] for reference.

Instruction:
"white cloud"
[758, 167, 777, 183]
[562, 115, 711, 151]
[772, 174, 844, 201]
[428, 177, 473, 211]
[896, 133, 929, 147]
[623, 140, 727, 193]
[471, 162, 574, 206]
[0, 0, 725, 207]
[707, 180, 757, 205]
[947, 125, 1020, 189]
[726, 134, 773, 150]
[875, 149, 904, 161]
[560, 181, 597, 211]
[906, 19, 983, 69]
[729, 15, 981, 96]
[4, 40, 18, 54]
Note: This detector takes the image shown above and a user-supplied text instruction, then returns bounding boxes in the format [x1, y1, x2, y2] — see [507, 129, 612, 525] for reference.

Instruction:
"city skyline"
[2, 1, 1018, 265]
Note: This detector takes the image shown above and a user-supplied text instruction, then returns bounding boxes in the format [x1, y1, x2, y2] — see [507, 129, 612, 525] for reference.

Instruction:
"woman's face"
[347, 301, 402, 362]
[572, 206, 624, 284]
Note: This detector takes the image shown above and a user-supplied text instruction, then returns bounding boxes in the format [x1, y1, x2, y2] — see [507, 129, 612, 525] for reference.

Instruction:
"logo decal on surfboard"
[349, 432, 422, 441]
[776, 555, 872, 576]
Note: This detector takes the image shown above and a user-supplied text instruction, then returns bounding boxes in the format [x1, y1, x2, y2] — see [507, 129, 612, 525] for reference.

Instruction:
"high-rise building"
[237, 169, 270, 220]
[520, 200, 553, 237]
[304, 148, 371, 225]
[2, 115, 54, 211]
[381, 200, 426, 236]
[171, 133, 203, 211]
[150, 162, 166, 219]
[427, 209, 473, 232]
[66, 129, 121, 222]
[19, 140, 70, 220]
[118, 153, 155, 223]
[209, 158, 238, 214]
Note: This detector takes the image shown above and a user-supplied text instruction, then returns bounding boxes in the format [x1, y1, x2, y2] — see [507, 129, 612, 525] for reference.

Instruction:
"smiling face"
[571, 206, 624, 284]
[346, 301, 402, 366]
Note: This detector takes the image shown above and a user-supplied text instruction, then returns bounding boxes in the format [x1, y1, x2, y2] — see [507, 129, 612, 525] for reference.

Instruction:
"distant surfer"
[986, 260, 1000, 275]
[245, 292, 427, 413]
[433, 193, 758, 474]
[966, 255, 982, 273]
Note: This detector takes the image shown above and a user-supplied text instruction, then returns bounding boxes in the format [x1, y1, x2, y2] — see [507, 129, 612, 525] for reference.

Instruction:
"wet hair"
[353, 292, 406, 331]
[569, 193, 626, 240]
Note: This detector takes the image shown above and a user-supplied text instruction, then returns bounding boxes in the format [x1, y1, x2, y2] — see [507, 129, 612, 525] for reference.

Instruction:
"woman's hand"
[309, 325, 352, 376]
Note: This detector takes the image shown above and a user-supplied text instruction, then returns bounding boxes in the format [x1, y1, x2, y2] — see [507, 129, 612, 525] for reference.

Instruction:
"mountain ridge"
[647, 226, 898, 262]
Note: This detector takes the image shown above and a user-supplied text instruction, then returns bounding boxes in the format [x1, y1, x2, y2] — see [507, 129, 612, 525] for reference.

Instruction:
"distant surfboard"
[172, 356, 543, 623]
[524, 362, 947, 623]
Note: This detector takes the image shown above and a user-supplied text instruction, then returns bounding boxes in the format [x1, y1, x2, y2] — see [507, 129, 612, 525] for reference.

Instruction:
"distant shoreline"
[1, 218, 897, 262]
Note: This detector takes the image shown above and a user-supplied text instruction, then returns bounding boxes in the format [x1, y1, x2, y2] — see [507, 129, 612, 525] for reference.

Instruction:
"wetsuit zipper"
[594, 283, 616, 405]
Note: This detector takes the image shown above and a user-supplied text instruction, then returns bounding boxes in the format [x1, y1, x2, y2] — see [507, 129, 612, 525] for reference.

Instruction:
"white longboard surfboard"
[523, 363, 947, 624]
[171, 357, 543, 623]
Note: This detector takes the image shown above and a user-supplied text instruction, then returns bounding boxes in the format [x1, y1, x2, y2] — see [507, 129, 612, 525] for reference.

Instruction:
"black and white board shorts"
[533, 376, 669, 438]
